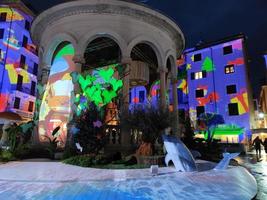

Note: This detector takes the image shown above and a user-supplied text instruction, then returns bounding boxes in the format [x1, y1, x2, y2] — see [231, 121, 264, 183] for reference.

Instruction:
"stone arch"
[78, 29, 127, 59]
[38, 40, 76, 147]
[127, 36, 165, 69]
[42, 32, 78, 66]
[165, 51, 177, 79]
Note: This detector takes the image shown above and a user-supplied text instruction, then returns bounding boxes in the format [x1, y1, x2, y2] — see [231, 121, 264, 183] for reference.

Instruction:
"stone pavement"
[236, 151, 267, 200]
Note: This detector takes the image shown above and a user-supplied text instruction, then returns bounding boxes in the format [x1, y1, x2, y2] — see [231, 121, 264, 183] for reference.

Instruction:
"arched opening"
[78, 37, 122, 140]
[83, 37, 121, 70]
[38, 42, 75, 146]
[129, 43, 159, 108]
[129, 43, 157, 102]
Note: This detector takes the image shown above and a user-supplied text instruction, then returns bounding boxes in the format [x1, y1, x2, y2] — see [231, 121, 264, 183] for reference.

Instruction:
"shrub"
[62, 146, 77, 160]
[63, 155, 94, 167]
[0, 150, 15, 162]
[121, 106, 173, 144]
[13, 145, 51, 159]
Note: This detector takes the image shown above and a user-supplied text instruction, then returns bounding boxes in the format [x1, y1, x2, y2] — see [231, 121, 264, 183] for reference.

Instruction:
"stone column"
[70, 54, 85, 117]
[33, 62, 51, 144]
[73, 54, 84, 73]
[159, 68, 168, 109]
[171, 77, 180, 138]
[72, 54, 85, 95]
[120, 57, 132, 147]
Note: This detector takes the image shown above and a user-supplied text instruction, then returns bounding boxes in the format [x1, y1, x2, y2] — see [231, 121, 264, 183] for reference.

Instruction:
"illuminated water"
[0, 165, 255, 200]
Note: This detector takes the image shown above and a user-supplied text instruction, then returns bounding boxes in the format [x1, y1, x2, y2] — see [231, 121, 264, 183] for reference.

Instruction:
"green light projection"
[72, 64, 123, 116]
[202, 57, 215, 72]
[202, 124, 244, 140]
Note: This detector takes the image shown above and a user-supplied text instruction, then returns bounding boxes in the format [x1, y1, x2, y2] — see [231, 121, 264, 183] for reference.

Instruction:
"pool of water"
[0, 167, 256, 200]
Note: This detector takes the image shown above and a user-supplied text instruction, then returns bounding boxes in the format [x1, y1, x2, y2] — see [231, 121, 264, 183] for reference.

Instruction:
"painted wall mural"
[38, 43, 75, 145]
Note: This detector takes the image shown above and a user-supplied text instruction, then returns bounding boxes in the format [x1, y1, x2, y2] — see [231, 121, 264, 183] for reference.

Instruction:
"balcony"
[19, 42, 38, 56]
[23, 43, 38, 56]
[14, 63, 38, 77]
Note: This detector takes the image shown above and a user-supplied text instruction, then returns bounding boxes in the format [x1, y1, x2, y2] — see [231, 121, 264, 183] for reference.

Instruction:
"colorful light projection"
[0, 8, 24, 21]
[38, 43, 75, 145]
[201, 57, 215, 72]
[73, 64, 123, 116]
[264, 55, 267, 68]
[0, 7, 37, 113]
[230, 89, 249, 115]
[186, 37, 251, 143]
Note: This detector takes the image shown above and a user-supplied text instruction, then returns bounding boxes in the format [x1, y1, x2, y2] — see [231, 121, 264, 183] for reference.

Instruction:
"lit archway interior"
[38, 42, 75, 146]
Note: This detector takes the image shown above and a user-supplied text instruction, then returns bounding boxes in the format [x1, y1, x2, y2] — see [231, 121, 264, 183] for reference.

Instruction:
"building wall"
[186, 37, 252, 143]
[0, 4, 38, 120]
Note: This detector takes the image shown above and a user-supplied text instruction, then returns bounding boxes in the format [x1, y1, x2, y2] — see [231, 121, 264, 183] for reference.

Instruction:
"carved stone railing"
[105, 125, 121, 145]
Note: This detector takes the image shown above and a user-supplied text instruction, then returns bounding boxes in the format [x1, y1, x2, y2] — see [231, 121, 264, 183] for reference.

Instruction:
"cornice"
[32, 1, 184, 53]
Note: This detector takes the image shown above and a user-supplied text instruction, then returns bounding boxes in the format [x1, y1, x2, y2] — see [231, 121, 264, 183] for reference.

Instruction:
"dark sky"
[24, 0, 267, 98]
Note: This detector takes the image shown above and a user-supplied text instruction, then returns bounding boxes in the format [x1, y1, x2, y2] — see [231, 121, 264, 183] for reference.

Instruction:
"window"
[129, 92, 131, 103]
[22, 36, 28, 48]
[226, 85, 237, 94]
[156, 89, 160, 97]
[191, 72, 195, 80]
[196, 106, 205, 117]
[228, 103, 239, 116]
[16, 74, 23, 91]
[28, 101, 34, 112]
[20, 55, 26, 68]
[30, 81, 36, 96]
[139, 91, 145, 103]
[223, 45, 233, 55]
[33, 63, 38, 75]
[14, 97, 20, 109]
[195, 72, 203, 79]
[179, 109, 185, 121]
[193, 70, 206, 80]
[177, 88, 183, 103]
[195, 89, 204, 98]
[0, 29, 4, 39]
[193, 53, 202, 62]
[225, 64, 235, 74]
[25, 20, 30, 31]
[0, 13, 7, 22]
[253, 100, 258, 111]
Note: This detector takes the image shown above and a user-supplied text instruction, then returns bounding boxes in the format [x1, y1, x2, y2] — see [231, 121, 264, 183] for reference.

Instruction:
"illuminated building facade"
[0, 0, 38, 121]
[185, 35, 254, 143]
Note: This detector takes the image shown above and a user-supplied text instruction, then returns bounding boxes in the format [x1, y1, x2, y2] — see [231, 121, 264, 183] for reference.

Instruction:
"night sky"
[23, 0, 267, 98]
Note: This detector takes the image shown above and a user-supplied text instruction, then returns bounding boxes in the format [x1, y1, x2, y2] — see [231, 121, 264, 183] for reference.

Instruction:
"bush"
[63, 155, 94, 167]
[121, 106, 173, 145]
[0, 150, 15, 162]
[62, 146, 77, 160]
[62, 154, 150, 169]
[13, 145, 51, 159]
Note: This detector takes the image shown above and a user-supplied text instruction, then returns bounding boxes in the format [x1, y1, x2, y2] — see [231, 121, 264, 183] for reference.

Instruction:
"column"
[171, 77, 180, 138]
[33, 62, 51, 144]
[159, 68, 168, 110]
[120, 57, 132, 146]
[72, 54, 84, 73]
[71, 54, 85, 116]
